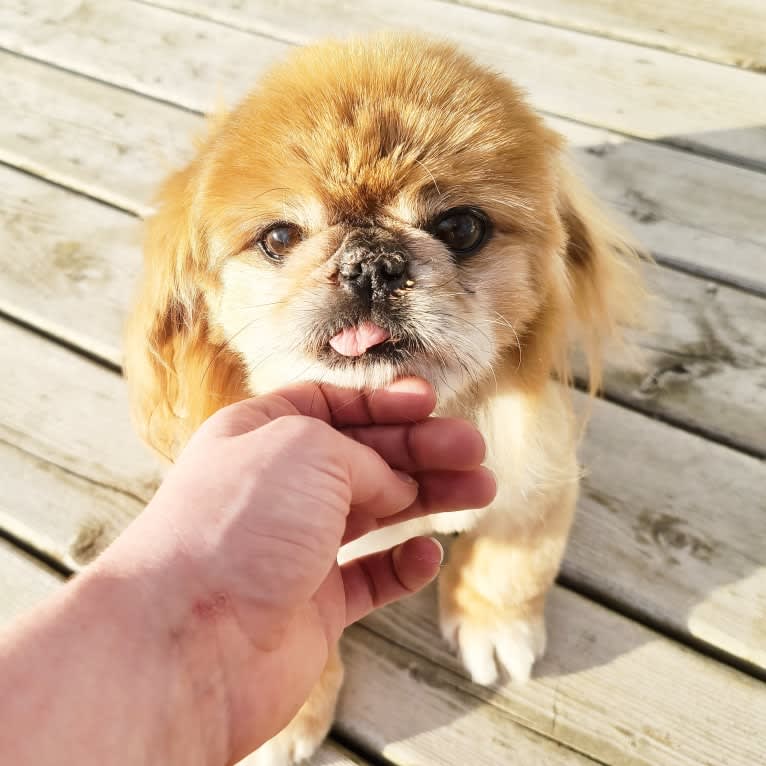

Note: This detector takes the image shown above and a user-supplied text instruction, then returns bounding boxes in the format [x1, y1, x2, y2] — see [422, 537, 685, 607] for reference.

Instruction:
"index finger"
[272, 377, 436, 427]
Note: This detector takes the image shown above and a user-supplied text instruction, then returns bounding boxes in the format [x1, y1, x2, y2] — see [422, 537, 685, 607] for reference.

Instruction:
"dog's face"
[127, 36, 639, 454]
[194, 38, 571, 399]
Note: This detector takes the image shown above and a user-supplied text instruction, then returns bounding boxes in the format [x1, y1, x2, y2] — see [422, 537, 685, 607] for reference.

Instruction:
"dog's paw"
[243, 713, 330, 766]
[440, 607, 546, 686]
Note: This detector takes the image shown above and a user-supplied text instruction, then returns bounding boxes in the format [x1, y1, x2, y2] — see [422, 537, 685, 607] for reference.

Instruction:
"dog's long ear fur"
[124, 161, 246, 460]
[557, 158, 646, 393]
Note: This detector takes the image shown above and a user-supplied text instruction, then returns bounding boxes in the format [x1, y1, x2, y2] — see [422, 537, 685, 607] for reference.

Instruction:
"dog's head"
[126, 35, 641, 456]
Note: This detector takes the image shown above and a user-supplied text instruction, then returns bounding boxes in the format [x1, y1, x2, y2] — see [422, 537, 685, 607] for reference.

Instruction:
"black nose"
[339, 253, 408, 298]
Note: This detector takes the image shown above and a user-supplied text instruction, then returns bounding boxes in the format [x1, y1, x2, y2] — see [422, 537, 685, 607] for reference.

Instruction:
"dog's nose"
[339, 253, 408, 298]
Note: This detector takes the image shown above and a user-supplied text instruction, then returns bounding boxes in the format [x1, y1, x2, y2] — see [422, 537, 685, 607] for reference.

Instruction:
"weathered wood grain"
[573, 393, 766, 669]
[339, 625, 597, 765]
[2, 342, 763, 764]
[362, 584, 766, 766]
[0, 51, 199, 215]
[583, 266, 766, 456]
[0, 321, 157, 569]
[308, 743, 372, 766]
[450, 0, 766, 71]
[3, 50, 765, 292]
[2, 315, 764, 670]
[0, 540, 60, 624]
[559, 128, 766, 295]
[2, 0, 765, 168]
[3, 163, 764, 455]
[0, 0, 288, 112]
[0, 165, 139, 367]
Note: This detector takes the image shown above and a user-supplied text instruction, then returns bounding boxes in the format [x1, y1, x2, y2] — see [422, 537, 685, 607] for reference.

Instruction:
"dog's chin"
[244, 345, 480, 403]
[315, 356, 475, 403]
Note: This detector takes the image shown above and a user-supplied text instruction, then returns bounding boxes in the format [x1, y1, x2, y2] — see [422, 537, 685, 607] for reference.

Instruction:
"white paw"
[241, 716, 329, 766]
[440, 611, 546, 686]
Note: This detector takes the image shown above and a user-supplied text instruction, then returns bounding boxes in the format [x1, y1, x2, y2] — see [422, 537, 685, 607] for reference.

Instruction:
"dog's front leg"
[438, 480, 577, 685]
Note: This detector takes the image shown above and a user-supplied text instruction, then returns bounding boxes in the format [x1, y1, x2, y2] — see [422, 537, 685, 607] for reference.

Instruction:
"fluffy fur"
[125, 34, 643, 764]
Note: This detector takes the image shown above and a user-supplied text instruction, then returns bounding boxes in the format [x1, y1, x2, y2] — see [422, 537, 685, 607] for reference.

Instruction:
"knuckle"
[270, 414, 333, 444]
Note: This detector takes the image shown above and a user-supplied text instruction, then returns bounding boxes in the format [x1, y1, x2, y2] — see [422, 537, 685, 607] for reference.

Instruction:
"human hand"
[92, 378, 494, 763]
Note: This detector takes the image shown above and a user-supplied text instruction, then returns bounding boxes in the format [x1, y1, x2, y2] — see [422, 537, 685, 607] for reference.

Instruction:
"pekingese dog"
[125, 34, 643, 765]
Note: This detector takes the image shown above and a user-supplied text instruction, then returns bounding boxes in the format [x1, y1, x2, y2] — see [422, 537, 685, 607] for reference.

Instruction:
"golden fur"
[125, 34, 643, 764]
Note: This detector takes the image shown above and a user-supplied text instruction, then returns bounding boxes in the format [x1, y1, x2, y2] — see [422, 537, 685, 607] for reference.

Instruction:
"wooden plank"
[0, 540, 61, 624]
[0, 0, 288, 112]
[2, 312, 765, 669]
[0, 543, 371, 766]
[310, 743, 372, 766]
[587, 265, 766, 457]
[0, 51, 198, 215]
[1, 0, 765, 169]
[362, 584, 766, 766]
[271, 742, 370, 765]
[0, 320, 157, 570]
[558, 125, 766, 295]
[338, 625, 596, 765]
[0, 164, 139, 367]
[2, 50, 765, 292]
[452, 0, 766, 72]
[3, 162, 765, 456]
[573, 394, 766, 669]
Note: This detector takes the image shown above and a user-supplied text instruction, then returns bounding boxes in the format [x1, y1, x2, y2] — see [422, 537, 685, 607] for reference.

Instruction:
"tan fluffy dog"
[125, 34, 643, 764]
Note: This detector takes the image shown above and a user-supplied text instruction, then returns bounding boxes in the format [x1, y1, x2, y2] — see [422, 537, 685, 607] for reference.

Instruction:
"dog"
[125, 33, 643, 765]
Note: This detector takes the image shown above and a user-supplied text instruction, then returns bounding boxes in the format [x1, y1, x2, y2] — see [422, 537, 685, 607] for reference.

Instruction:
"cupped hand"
[94, 378, 495, 761]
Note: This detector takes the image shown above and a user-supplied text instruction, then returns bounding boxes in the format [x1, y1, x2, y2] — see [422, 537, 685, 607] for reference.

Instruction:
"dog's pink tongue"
[329, 322, 391, 357]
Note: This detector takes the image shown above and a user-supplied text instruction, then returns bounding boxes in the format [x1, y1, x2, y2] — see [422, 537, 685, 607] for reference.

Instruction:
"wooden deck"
[1, 1, 765, 763]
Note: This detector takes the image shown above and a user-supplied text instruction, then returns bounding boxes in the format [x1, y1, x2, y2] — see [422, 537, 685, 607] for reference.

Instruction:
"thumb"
[341, 537, 444, 625]
[193, 392, 305, 440]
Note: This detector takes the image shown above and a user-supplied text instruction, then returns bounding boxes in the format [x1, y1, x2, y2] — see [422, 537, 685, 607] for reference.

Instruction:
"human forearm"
[0, 562, 228, 766]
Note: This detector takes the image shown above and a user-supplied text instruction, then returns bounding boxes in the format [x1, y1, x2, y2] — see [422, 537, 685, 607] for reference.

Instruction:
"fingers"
[328, 424, 421, 520]
[325, 377, 437, 425]
[343, 466, 497, 543]
[342, 537, 444, 625]
[198, 394, 302, 438]
[199, 377, 436, 438]
[253, 377, 437, 427]
[341, 417, 485, 472]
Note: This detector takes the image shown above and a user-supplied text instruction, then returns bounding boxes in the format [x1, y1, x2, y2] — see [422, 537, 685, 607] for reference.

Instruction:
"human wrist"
[76, 550, 234, 766]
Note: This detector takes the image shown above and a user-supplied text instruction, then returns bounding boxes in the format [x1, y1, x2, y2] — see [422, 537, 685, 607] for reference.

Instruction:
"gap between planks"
[0, 0, 764, 688]
[1, 315, 764, 677]
[0, 540, 600, 766]
[3, 153, 765, 459]
[1, 23, 765, 291]
[445, 0, 766, 72]
[1, 0, 765, 173]
[134, 0, 766, 171]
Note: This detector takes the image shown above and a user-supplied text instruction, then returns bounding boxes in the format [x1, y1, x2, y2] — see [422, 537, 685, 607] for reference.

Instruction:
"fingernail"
[393, 469, 418, 485]
[386, 377, 430, 393]
[429, 537, 444, 565]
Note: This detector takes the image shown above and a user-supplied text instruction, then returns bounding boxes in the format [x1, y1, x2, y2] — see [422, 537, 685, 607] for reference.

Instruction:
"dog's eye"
[259, 223, 302, 261]
[431, 208, 488, 256]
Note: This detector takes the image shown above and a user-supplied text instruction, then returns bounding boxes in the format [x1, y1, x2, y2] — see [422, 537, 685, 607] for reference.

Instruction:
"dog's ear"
[124, 161, 245, 460]
[556, 159, 646, 392]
